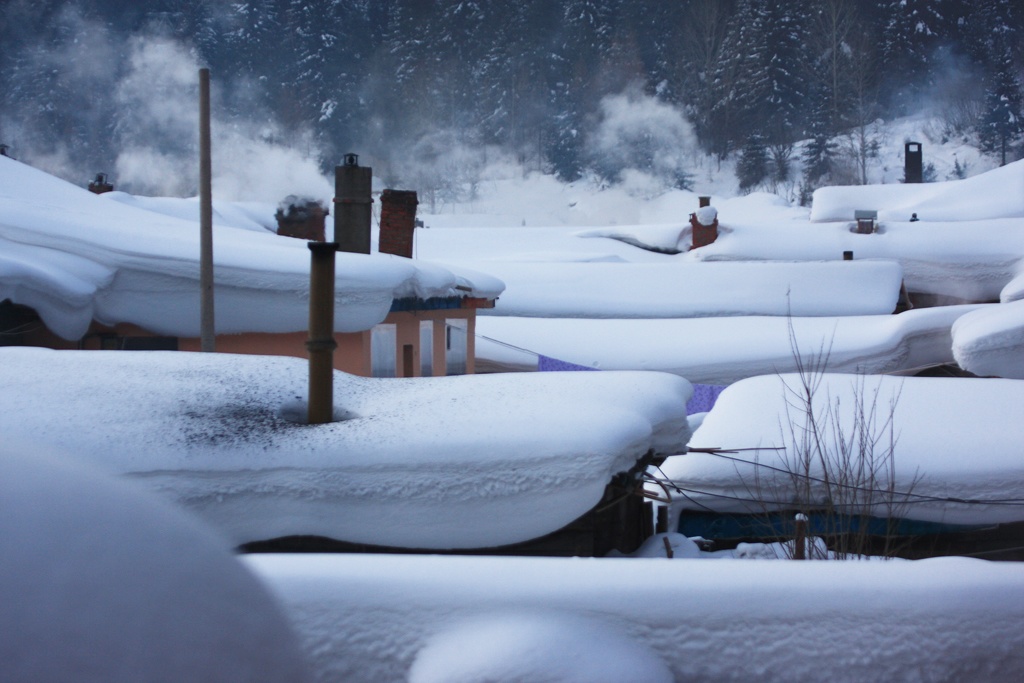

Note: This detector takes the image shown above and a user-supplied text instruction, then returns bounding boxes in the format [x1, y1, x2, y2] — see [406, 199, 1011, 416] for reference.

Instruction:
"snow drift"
[248, 553, 1024, 683]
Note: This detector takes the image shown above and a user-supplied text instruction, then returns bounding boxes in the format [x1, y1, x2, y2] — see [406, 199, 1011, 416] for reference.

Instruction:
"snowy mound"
[0, 442, 309, 682]
[951, 301, 1024, 379]
[810, 160, 1024, 222]
[473, 260, 903, 318]
[1000, 270, 1024, 303]
[0, 348, 691, 549]
[248, 553, 1024, 682]
[0, 156, 502, 340]
[408, 613, 672, 683]
[661, 373, 1024, 526]
[476, 305, 978, 382]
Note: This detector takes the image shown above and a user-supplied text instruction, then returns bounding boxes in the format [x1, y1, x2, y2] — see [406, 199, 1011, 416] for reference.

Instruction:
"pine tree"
[675, 0, 736, 155]
[758, 0, 810, 146]
[879, 0, 948, 111]
[548, 0, 618, 180]
[802, 89, 838, 194]
[978, 39, 1024, 165]
[275, 0, 372, 160]
[736, 133, 769, 192]
[707, 1, 758, 157]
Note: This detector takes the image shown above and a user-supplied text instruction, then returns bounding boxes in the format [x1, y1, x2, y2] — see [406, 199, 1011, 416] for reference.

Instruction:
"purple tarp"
[537, 355, 725, 415]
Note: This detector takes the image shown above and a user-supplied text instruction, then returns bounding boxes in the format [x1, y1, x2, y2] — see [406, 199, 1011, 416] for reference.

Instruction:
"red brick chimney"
[379, 189, 419, 258]
[690, 197, 719, 249]
[275, 196, 328, 242]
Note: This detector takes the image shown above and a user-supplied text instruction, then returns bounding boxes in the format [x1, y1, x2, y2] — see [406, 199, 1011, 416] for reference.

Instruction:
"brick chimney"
[379, 189, 419, 258]
[689, 197, 719, 249]
[275, 195, 328, 242]
[88, 173, 114, 194]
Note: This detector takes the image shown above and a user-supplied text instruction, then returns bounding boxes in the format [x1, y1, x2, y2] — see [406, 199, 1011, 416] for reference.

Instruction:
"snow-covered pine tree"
[477, 2, 562, 168]
[758, 0, 810, 148]
[802, 90, 839, 197]
[707, 0, 761, 157]
[277, 0, 372, 161]
[978, 38, 1024, 166]
[674, 0, 736, 153]
[736, 133, 769, 192]
[878, 0, 948, 111]
[548, 0, 617, 180]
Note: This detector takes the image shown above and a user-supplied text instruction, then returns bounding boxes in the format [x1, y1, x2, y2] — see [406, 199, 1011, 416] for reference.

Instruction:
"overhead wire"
[653, 447, 1024, 507]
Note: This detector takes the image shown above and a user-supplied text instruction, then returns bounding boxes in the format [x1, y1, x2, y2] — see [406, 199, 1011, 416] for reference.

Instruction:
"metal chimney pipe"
[904, 142, 923, 184]
[334, 153, 373, 253]
[307, 241, 340, 424]
[198, 68, 215, 352]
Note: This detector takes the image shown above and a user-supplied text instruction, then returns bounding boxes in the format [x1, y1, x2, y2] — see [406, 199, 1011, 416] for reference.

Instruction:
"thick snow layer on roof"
[476, 306, 979, 383]
[1000, 269, 1024, 303]
[951, 301, 1024, 379]
[416, 162, 1024, 315]
[0, 348, 690, 549]
[691, 216, 1024, 302]
[1, 441, 310, 682]
[101, 191, 279, 233]
[810, 160, 1024, 222]
[466, 260, 902, 318]
[248, 553, 1024, 683]
[661, 374, 1024, 526]
[0, 156, 502, 340]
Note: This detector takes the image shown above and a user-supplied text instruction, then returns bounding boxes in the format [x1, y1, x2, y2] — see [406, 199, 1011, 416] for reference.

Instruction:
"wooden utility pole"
[199, 67, 215, 352]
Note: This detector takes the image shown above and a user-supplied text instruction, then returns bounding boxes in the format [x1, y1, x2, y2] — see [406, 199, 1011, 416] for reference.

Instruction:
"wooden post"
[794, 513, 808, 560]
[307, 242, 339, 424]
[198, 68, 215, 352]
[656, 505, 669, 534]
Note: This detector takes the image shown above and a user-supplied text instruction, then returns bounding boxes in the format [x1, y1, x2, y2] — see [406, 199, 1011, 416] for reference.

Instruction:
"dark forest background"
[1, 0, 1021, 196]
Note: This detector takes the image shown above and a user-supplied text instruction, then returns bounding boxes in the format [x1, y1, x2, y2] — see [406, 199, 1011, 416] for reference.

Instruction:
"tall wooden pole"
[199, 67, 215, 352]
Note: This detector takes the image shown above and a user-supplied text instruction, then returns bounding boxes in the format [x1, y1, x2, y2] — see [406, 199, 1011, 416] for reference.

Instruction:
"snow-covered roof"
[475, 305, 979, 382]
[952, 301, 1024, 379]
[810, 161, 1024, 222]
[247, 552, 1024, 683]
[464, 260, 903, 318]
[0, 156, 503, 340]
[0, 347, 691, 549]
[660, 373, 1024, 526]
[406, 162, 1024, 381]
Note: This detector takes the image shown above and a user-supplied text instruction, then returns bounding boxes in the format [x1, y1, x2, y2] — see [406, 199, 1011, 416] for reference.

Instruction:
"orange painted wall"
[71, 309, 476, 377]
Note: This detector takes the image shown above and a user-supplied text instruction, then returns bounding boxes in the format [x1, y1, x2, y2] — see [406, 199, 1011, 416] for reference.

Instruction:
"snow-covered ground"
[1, 440, 311, 682]
[247, 552, 1024, 683]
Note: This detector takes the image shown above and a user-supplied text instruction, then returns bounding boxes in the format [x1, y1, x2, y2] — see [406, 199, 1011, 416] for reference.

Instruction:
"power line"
[654, 448, 1024, 507]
